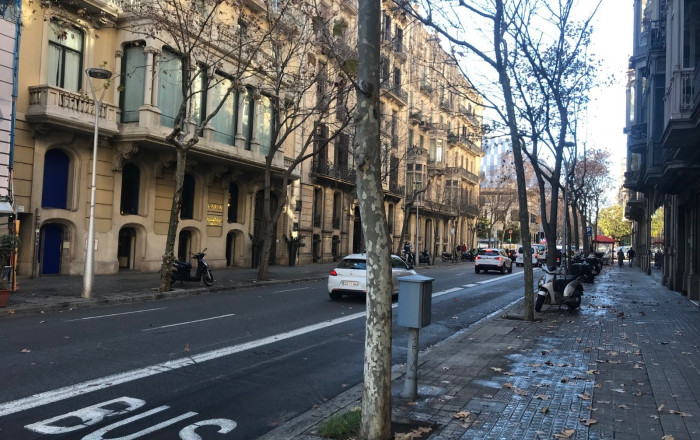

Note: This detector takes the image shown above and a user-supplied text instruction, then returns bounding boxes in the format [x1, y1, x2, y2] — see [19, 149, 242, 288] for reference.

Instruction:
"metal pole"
[83, 97, 100, 299]
[82, 68, 111, 299]
[415, 187, 419, 266]
[402, 327, 419, 399]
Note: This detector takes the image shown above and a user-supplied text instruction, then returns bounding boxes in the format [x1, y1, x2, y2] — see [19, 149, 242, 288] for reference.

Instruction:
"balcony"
[310, 159, 356, 186]
[624, 191, 645, 222]
[427, 159, 446, 174]
[381, 84, 408, 106]
[446, 167, 479, 184]
[439, 99, 452, 112]
[419, 83, 434, 97]
[627, 122, 648, 154]
[386, 182, 404, 198]
[27, 85, 119, 137]
[409, 110, 423, 126]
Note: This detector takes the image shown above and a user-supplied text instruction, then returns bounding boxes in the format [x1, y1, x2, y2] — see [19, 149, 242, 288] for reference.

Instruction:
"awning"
[593, 235, 616, 244]
[0, 202, 14, 215]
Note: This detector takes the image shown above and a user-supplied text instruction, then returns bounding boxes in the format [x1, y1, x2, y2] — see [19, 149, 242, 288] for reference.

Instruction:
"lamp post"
[83, 67, 112, 299]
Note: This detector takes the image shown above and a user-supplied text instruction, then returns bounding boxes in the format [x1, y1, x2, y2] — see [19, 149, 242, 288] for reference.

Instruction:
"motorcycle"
[461, 250, 475, 262]
[535, 265, 583, 312]
[571, 254, 596, 283]
[441, 250, 458, 262]
[171, 249, 214, 286]
[419, 249, 431, 264]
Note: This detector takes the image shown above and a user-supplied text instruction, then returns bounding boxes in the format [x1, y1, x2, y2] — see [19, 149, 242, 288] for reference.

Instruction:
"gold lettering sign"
[208, 203, 224, 212]
[207, 216, 223, 226]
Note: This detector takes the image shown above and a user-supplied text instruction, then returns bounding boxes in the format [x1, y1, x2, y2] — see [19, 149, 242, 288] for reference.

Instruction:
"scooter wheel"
[567, 295, 582, 310]
[535, 294, 546, 312]
[202, 270, 214, 287]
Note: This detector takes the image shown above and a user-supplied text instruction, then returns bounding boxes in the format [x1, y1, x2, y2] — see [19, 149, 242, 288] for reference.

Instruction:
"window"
[42, 149, 70, 209]
[120, 43, 146, 122]
[256, 95, 275, 155]
[335, 133, 349, 170]
[436, 139, 443, 162]
[181, 173, 195, 219]
[158, 49, 184, 128]
[240, 87, 254, 150]
[47, 21, 83, 91]
[120, 163, 140, 215]
[228, 183, 239, 223]
[211, 74, 237, 145]
[684, 0, 700, 68]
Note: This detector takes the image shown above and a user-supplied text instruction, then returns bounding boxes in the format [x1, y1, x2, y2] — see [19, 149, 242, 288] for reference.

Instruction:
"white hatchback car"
[327, 253, 417, 300]
[515, 245, 540, 267]
[475, 248, 513, 274]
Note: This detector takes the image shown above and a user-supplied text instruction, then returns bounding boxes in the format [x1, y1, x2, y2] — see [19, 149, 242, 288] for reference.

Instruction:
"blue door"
[41, 224, 63, 275]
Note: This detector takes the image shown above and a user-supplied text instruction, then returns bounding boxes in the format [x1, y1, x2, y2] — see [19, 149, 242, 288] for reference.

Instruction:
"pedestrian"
[403, 241, 413, 264]
[628, 248, 636, 266]
[617, 248, 625, 267]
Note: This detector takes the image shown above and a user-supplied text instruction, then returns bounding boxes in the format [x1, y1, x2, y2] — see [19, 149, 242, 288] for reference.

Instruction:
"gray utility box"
[397, 275, 434, 328]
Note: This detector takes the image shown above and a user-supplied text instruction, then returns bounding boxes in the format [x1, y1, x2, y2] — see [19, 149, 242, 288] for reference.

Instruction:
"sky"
[586, 0, 634, 184]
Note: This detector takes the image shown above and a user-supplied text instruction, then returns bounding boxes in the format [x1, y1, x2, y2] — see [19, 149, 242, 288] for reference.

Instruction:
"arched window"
[181, 173, 195, 219]
[228, 183, 239, 223]
[120, 163, 140, 215]
[42, 149, 69, 209]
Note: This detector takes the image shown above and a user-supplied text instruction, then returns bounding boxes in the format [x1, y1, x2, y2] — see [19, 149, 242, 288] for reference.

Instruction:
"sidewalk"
[261, 264, 700, 440]
[2, 261, 340, 316]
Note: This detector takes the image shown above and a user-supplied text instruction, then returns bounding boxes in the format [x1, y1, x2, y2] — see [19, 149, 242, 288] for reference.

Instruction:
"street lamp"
[414, 182, 421, 267]
[83, 67, 113, 298]
[562, 141, 575, 272]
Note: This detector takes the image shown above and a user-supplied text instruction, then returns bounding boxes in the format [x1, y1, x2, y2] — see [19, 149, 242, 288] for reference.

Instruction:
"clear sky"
[586, 0, 634, 182]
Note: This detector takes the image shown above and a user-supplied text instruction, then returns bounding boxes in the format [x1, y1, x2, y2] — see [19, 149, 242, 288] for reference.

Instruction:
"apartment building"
[624, 0, 700, 298]
[12, 0, 483, 277]
[0, 0, 19, 217]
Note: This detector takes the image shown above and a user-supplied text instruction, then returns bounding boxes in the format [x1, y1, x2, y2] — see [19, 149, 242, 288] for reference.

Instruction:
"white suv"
[515, 245, 540, 267]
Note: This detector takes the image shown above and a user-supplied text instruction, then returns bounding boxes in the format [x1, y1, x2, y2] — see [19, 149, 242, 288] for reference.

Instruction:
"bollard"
[397, 275, 434, 400]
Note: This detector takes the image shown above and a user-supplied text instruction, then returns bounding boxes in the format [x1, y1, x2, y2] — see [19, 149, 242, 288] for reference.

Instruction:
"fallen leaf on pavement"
[491, 367, 503, 372]
[514, 389, 528, 396]
[503, 383, 515, 389]
[21, 348, 30, 353]
[540, 407, 549, 414]
[535, 395, 550, 400]
[619, 404, 630, 410]
[662, 436, 675, 440]
[579, 418, 597, 427]
[553, 428, 575, 438]
[453, 411, 471, 420]
[577, 393, 592, 400]
[668, 410, 692, 417]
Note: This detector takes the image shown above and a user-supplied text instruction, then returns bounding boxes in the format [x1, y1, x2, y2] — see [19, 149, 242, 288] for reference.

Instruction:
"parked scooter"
[535, 265, 583, 312]
[171, 249, 214, 286]
[419, 249, 431, 264]
[571, 254, 596, 283]
[461, 249, 475, 262]
[441, 250, 458, 262]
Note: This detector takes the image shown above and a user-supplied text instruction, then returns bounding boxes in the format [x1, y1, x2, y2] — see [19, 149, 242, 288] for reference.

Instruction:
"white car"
[327, 253, 417, 300]
[515, 245, 540, 267]
[475, 248, 513, 274]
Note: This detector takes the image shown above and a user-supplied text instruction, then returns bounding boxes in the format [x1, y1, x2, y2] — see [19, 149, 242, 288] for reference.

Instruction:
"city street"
[0, 263, 531, 439]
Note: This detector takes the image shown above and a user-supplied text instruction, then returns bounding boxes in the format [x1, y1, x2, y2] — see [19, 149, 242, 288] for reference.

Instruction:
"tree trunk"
[356, 1, 393, 438]
[159, 147, 187, 292]
[493, 0, 534, 321]
[573, 202, 580, 252]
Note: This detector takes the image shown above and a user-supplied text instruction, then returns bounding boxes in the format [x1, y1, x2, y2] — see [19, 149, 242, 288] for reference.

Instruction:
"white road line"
[0, 311, 368, 418]
[462, 284, 478, 288]
[273, 287, 306, 293]
[141, 314, 237, 331]
[64, 308, 167, 322]
[432, 287, 462, 298]
[475, 272, 523, 284]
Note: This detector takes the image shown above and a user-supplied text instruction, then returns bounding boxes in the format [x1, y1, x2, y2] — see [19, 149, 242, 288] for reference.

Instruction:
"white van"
[515, 245, 540, 267]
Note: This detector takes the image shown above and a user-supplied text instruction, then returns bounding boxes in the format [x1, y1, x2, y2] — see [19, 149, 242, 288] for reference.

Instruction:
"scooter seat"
[173, 261, 192, 270]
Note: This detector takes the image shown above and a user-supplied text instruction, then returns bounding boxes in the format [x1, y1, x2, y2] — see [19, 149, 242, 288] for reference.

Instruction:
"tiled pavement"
[262, 265, 700, 440]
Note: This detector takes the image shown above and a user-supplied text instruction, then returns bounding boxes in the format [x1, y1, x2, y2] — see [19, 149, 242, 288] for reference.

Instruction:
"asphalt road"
[0, 263, 537, 439]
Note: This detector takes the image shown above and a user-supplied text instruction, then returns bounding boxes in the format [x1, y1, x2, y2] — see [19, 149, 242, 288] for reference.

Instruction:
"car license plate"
[341, 281, 359, 287]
